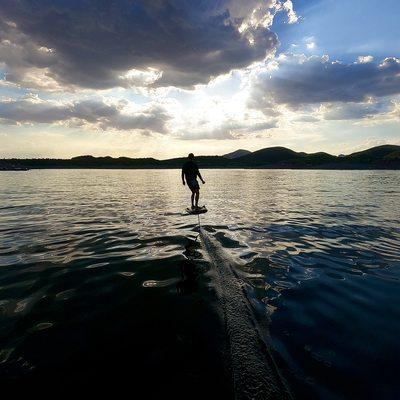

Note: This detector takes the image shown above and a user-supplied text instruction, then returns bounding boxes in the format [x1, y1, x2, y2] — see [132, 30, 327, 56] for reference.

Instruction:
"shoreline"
[2, 166, 400, 171]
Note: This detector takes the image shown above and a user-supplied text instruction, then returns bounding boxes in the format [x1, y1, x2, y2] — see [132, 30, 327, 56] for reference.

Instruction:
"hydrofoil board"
[186, 206, 208, 215]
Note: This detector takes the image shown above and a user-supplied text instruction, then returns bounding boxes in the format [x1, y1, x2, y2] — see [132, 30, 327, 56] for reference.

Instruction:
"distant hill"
[223, 149, 251, 159]
[235, 146, 299, 165]
[69, 155, 161, 168]
[384, 151, 400, 161]
[346, 145, 400, 163]
[2, 145, 399, 170]
[161, 155, 232, 168]
[299, 152, 338, 166]
[233, 147, 338, 166]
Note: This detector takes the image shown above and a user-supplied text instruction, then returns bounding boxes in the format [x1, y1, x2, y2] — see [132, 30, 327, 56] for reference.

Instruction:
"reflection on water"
[0, 169, 399, 398]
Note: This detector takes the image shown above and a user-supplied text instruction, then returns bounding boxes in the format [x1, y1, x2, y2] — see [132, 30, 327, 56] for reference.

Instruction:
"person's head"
[188, 153, 194, 160]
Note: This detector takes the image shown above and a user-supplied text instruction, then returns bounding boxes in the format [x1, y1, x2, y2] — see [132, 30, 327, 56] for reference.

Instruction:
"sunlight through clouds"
[0, 0, 399, 158]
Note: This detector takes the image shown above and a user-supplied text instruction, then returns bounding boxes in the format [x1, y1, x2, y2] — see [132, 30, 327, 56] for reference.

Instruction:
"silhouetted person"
[182, 153, 205, 209]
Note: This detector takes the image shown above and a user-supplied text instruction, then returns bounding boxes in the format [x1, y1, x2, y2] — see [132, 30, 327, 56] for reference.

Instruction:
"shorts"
[187, 179, 200, 191]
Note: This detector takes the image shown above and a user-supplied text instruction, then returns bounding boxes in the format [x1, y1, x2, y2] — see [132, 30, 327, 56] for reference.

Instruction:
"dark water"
[1, 169, 399, 398]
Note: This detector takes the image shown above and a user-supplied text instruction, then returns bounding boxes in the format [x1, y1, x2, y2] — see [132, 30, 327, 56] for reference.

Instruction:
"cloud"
[293, 115, 320, 123]
[321, 101, 390, 121]
[0, 91, 278, 141]
[249, 54, 400, 110]
[282, 1, 299, 24]
[357, 55, 374, 64]
[388, 101, 400, 120]
[0, 0, 299, 90]
[0, 95, 170, 133]
[179, 118, 277, 140]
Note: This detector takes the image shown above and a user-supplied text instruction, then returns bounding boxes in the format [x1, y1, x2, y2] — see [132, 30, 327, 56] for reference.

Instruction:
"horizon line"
[2, 143, 399, 161]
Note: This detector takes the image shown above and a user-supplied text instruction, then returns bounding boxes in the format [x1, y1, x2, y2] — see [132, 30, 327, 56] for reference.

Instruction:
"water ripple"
[0, 169, 399, 399]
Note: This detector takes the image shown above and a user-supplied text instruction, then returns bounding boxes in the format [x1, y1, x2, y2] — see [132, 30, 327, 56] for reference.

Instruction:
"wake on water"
[199, 227, 292, 400]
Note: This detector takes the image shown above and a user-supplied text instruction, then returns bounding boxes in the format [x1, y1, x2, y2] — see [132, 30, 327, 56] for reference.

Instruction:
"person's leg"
[191, 190, 195, 208]
[195, 189, 199, 207]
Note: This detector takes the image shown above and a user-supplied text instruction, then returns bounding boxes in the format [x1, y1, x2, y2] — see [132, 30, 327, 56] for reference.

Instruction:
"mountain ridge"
[223, 149, 251, 159]
[1, 145, 400, 170]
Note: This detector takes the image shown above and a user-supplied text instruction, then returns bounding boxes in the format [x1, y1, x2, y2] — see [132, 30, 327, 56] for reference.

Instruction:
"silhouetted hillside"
[223, 149, 251, 159]
[300, 152, 338, 165]
[70, 155, 161, 168]
[2, 145, 399, 170]
[346, 145, 400, 163]
[384, 151, 400, 161]
[236, 146, 299, 165]
[162, 155, 232, 168]
[233, 147, 338, 167]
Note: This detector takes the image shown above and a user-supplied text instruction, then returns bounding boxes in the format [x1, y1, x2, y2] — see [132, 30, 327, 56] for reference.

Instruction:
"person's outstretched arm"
[197, 169, 205, 184]
[181, 168, 185, 185]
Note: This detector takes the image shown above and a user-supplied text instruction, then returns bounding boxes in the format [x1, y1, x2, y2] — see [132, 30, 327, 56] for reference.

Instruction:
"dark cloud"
[323, 101, 390, 120]
[250, 55, 400, 111]
[0, 96, 170, 132]
[0, 0, 281, 89]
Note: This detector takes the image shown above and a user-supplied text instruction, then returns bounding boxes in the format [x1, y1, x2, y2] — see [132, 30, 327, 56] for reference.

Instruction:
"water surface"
[1, 169, 399, 398]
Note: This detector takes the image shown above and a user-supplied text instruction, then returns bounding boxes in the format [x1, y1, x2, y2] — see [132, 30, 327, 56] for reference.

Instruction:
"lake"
[1, 169, 399, 399]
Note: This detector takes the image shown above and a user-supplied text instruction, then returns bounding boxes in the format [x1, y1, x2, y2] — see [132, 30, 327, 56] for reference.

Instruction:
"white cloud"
[306, 42, 316, 50]
[282, 1, 299, 24]
[357, 55, 374, 64]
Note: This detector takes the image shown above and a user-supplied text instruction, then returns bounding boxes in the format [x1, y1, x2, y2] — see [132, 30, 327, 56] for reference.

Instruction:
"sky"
[0, 0, 399, 159]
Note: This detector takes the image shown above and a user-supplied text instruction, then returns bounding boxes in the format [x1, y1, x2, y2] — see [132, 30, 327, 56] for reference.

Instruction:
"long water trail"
[200, 227, 292, 400]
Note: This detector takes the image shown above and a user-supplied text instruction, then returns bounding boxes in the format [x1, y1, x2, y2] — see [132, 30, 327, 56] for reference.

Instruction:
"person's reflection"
[176, 259, 198, 294]
[183, 237, 200, 258]
[177, 238, 200, 294]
